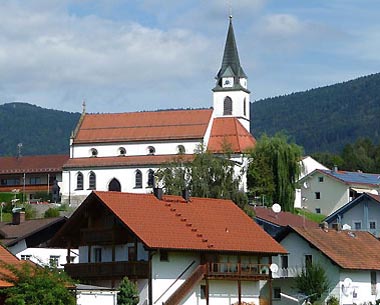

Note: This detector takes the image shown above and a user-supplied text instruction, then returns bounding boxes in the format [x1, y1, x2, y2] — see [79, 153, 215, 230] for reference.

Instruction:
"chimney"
[182, 189, 190, 202]
[12, 211, 25, 225]
[333, 165, 338, 172]
[153, 188, 163, 200]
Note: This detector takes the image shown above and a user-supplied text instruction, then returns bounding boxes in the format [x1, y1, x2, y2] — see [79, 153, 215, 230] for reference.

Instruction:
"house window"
[147, 170, 155, 188]
[29, 177, 41, 185]
[280, 255, 289, 269]
[119, 147, 126, 156]
[318, 176, 324, 182]
[94, 248, 102, 263]
[160, 251, 168, 262]
[354, 221, 362, 230]
[90, 148, 98, 157]
[49, 255, 60, 267]
[315, 192, 321, 199]
[76, 172, 83, 190]
[273, 287, 281, 299]
[128, 246, 137, 261]
[147, 146, 155, 155]
[223, 96, 233, 115]
[315, 208, 321, 214]
[200, 285, 207, 299]
[135, 170, 142, 188]
[305, 255, 312, 267]
[89, 172, 96, 190]
[177, 145, 185, 154]
[371, 271, 377, 295]
[370, 221, 376, 230]
[21, 255, 31, 261]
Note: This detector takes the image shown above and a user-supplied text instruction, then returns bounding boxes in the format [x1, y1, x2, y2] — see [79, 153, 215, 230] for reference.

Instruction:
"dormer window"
[90, 148, 98, 157]
[147, 146, 156, 155]
[177, 145, 185, 154]
[119, 147, 126, 156]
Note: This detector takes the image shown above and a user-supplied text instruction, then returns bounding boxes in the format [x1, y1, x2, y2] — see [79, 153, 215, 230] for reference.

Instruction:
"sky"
[1, 0, 380, 114]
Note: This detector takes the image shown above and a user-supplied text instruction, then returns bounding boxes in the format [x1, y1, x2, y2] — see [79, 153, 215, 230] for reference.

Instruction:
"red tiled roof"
[73, 109, 213, 144]
[290, 226, 380, 270]
[56, 192, 286, 254]
[367, 193, 380, 202]
[0, 155, 69, 175]
[0, 244, 23, 287]
[63, 154, 194, 169]
[253, 206, 319, 228]
[207, 117, 256, 153]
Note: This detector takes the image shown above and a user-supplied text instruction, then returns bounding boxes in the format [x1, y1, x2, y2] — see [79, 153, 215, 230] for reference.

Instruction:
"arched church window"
[76, 172, 83, 190]
[90, 148, 98, 157]
[119, 147, 126, 156]
[108, 178, 121, 192]
[147, 170, 155, 188]
[147, 146, 156, 155]
[223, 96, 232, 115]
[89, 172, 96, 190]
[243, 98, 246, 116]
[135, 170, 142, 189]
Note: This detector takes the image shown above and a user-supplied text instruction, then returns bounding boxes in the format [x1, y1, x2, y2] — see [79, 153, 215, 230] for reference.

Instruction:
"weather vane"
[227, 0, 233, 18]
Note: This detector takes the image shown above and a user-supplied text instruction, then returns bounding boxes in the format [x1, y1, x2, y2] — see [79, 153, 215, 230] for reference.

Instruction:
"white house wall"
[301, 174, 349, 216]
[16, 247, 79, 267]
[76, 290, 118, 305]
[70, 141, 202, 159]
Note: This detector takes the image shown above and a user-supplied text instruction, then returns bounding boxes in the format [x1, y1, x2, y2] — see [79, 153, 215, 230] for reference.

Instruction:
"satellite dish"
[272, 203, 281, 213]
[342, 277, 352, 296]
[12, 207, 22, 213]
[303, 181, 309, 189]
[342, 224, 351, 231]
[270, 263, 279, 273]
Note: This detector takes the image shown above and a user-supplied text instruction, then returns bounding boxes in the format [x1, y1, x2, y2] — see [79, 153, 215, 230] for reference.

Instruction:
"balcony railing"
[272, 265, 303, 278]
[80, 227, 127, 244]
[65, 261, 149, 280]
[206, 262, 271, 280]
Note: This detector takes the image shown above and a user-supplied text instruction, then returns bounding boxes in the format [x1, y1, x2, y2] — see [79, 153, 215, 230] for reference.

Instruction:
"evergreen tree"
[247, 133, 303, 212]
[118, 276, 139, 305]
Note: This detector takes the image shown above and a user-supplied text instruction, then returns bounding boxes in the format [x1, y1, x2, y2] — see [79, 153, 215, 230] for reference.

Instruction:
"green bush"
[326, 296, 339, 305]
[44, 208, 60, 218]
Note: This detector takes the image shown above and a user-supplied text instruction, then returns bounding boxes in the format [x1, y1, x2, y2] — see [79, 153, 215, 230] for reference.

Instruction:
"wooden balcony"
[65, 261, 149, 281]
[206, 262, 271, 281]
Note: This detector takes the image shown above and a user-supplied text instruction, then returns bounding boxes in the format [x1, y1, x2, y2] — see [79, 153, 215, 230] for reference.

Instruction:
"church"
[61, 17, 256, 205]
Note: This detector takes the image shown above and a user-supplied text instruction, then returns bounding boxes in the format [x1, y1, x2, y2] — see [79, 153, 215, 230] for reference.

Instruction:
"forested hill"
[251, 73, 380, 153]
[0, 103, 80, 156]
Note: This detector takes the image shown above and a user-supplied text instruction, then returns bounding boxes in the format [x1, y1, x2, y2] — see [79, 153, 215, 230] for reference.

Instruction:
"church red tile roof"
[63, 154, 194, 169]
[73, 109, 213, 144]
[287, 226, 380, 270]
[207, 117, 256, 153]
[54, 191, 286, 255]
[0, 155, 69, 175]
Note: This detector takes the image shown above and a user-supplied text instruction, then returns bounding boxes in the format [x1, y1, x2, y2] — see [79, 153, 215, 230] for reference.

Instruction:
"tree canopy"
[0, 262, 75, 305]
[118, 276, 139, 305]
[247, 133, 303, 212]
[156, 145, 248, 209]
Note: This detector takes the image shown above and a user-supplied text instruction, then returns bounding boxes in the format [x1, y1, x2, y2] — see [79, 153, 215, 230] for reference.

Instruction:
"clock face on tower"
[223, 77, 234, 88]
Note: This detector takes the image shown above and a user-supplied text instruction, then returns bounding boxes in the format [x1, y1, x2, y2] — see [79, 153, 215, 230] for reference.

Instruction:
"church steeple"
[212, 16, 251, 132]
[216, 16, 247, 82]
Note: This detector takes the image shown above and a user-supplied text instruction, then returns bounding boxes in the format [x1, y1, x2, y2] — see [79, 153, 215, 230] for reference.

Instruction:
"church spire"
[216, 16, 247, 82]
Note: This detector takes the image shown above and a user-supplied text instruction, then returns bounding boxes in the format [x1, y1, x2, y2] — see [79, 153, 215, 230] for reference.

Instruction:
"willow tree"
[156, 145, 247, 208]
[247, 133, 303, 212]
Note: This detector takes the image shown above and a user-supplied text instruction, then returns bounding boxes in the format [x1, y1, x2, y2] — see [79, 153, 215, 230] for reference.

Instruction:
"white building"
[51, 191, 287, 305]
[272, 226, 380, 305]
[299, 168, 380, 216]
[61, 17, 256, 205]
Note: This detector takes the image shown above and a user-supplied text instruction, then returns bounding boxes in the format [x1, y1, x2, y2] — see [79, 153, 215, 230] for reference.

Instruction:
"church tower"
[213, 16, 250, 132]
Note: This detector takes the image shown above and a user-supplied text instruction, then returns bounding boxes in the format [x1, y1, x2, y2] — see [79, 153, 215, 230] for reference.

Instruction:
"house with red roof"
[272, 226, 380, 305]
[324, 193, 380, 237]
[299, 168, 380, 216]
[60, 17, 256, 205]
[0, 154, 69, 203]
[51, 191, 287, 305]
[252, 206, 319, 238]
